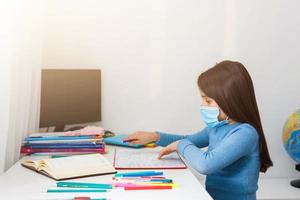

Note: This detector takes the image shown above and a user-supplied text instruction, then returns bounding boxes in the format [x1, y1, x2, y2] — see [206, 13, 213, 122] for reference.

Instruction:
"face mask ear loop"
[219, 107, 229, 121]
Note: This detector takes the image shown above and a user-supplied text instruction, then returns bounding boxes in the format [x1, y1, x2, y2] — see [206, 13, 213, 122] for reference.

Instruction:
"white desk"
[257, 178, 300, 200]
[0, 146, 213, 200]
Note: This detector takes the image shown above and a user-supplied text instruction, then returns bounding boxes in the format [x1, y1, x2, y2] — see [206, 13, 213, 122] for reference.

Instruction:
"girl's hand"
[123, 131, 159, 145]
[158, 141, 180, 159]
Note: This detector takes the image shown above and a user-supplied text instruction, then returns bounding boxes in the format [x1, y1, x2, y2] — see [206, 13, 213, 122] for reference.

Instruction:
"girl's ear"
[218, 108, 228, 121]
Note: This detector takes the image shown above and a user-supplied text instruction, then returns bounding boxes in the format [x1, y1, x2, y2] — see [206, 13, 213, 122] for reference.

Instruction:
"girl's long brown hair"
[198, 60, 273, 172]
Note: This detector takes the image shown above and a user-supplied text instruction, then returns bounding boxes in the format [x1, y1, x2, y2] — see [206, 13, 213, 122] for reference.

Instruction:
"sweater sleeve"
[177, 124, 259, 175]
[156, 127, 209, 148]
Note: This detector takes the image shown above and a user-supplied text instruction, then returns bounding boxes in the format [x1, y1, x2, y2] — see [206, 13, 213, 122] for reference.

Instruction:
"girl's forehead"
[199, 90, 214, 100]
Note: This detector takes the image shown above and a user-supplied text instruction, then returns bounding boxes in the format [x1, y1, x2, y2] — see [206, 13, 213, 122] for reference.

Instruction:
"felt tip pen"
[57, 182, 112, 189]
[47, 189, 108, 193]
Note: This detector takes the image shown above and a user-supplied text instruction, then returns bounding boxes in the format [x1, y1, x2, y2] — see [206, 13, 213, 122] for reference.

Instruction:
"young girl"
[125, 60, 273, 200]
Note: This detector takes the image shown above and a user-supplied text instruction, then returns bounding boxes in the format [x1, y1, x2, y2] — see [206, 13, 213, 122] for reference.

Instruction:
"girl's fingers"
[129, 140, 140, 145]
[158, 149, 169, 159]
[123, 133, 141, 143]
[123, 135, 136, 142]
[157, 151, 164, 160]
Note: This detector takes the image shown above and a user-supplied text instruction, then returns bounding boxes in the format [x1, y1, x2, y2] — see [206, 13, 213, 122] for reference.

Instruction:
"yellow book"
[21, 154, 116, 180]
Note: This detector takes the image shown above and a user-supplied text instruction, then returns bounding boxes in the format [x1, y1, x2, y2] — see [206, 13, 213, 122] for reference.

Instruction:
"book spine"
[25, 135, 101, 141]
[20, 146, 105, 154]
[25, 145, 103, 149]
[23, 142, 104, 149]
[26, 139, 103, 144]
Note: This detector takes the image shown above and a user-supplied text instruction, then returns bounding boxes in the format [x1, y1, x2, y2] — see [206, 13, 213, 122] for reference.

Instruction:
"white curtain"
[0, 0, 44, 173]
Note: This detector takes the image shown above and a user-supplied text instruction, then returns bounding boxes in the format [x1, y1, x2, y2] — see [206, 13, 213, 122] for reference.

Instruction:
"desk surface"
[0, 145, 213, 200]
[257, 178, 300, 200]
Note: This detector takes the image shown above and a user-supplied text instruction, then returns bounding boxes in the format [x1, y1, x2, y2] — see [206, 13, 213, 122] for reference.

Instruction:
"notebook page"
[21, 159, 40, 169]
[44, 154, 115, 179]
[114, 148, 186, 169]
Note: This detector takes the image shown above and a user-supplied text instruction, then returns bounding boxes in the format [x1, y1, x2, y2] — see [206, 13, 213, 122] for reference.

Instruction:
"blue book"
[25, 142, 103, 146]
[26, 138, 101, 144]
[25, 135, 98, 141]
[27, 144, 104, 149]
[103, 134, 143, 148]
[24, 141, 104, 149]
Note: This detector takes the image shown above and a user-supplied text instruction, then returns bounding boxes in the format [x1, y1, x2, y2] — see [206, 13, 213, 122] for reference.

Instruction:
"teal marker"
[57, 181, 112, 189]
[51, 155, 69, 158]
[149, 179, 173, 183]
[43, 198, 107, 200]
[47, 189, 108, 193]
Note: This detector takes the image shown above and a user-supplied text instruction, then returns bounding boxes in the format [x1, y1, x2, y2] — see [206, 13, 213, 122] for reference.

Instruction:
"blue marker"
[115, 171, 163, 177]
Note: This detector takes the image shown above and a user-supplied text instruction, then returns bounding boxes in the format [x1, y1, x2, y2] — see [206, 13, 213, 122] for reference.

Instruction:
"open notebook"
[21, 154, 116, 180]
[114, 148, 187, 169]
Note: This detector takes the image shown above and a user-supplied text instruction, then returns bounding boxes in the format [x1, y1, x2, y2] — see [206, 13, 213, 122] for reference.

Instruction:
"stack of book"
[20, 132, 105, 155]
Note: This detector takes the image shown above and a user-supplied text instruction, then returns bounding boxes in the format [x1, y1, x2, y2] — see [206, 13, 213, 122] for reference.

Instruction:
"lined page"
[114, 148, 186, 169]
[42, 154, 115, 179]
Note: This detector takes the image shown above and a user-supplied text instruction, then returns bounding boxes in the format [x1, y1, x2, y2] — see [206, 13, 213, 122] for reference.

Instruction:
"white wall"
[0, 36, 11, 173]
[0, 1, 16, 173]
[42, 0, 300, 178]
[0, 0, 44, 172]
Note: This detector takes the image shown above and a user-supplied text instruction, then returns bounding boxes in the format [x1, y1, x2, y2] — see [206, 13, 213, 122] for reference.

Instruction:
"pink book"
[29, 126, 105, 137]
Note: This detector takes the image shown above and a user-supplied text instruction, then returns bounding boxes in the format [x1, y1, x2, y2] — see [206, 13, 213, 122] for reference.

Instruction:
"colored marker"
[115, 171, 157, 176]
[114, 178, 170, 184]
[74, 197, 107, 200]
[47, 189, 108, 193]
[149, 179, 173, 183]
[141, 176, 166, 179]
[144, 143, 156, 147]
[114, 182, 178, 188]
[115, 171, 163, 177]
[124, 185, 172, 190]
[41, 197, 107, 200]
[57, 182, 112, 189]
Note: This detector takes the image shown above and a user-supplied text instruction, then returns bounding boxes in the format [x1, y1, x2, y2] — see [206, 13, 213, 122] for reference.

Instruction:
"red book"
[20, 146, 105, 154]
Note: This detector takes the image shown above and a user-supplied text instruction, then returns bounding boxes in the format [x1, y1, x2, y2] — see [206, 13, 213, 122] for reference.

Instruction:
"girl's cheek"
[203, 101, 209, 106]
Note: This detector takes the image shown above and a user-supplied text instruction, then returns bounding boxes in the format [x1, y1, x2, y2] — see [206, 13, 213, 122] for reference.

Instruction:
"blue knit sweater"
[157, 123, 260, 200]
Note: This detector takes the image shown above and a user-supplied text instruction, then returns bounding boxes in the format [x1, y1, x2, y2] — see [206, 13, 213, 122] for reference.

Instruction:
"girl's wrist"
[151, 131, 160, 142]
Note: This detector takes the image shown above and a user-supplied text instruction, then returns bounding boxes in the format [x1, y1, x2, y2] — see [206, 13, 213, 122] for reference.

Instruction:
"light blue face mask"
[200, 106, 229, 128]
